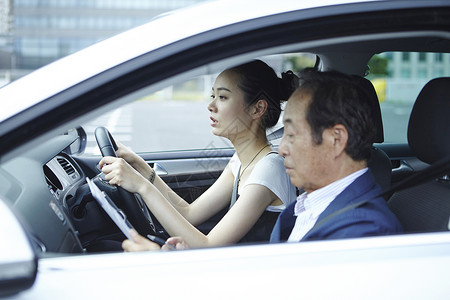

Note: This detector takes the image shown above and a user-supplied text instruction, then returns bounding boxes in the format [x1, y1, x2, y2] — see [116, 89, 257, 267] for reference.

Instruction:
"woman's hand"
[99, 156, 147, 194]
[122, 229, 161, 251]
[115, 141, 154, 181]
[115, 141, 140, 166]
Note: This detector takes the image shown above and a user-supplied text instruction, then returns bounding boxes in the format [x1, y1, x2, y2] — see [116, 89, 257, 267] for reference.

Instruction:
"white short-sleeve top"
[230, 152, 296, 212]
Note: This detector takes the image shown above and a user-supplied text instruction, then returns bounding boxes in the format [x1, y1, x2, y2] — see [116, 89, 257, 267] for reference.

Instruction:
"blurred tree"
[368, 55, 389, 76]
[284, 55, 316, 72]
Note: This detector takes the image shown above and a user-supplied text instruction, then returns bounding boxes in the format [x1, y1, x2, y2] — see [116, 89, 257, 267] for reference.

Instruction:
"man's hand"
[164, 237, 190, 250]
[122, 230, 191, 252]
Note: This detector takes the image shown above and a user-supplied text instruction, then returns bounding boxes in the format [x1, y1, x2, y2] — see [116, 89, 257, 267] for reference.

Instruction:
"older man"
[270, 69, 402, 243]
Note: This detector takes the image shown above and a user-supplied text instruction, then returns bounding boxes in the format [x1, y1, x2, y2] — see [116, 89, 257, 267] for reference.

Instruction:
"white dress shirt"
[287, 168, 368, 242]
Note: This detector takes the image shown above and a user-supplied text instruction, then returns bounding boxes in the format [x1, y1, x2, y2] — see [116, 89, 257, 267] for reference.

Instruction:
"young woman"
[99, 60, 297, 250]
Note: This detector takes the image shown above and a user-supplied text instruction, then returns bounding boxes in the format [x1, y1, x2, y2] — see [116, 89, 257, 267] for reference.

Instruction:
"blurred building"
[0, 0, 12, 85]
[1, 0, 449, 91]
[0, 0, 206, 84]
[384, 52, 450, 103]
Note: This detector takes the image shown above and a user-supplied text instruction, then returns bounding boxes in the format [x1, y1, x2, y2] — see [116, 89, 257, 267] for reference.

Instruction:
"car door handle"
[154, 163, 168, 176]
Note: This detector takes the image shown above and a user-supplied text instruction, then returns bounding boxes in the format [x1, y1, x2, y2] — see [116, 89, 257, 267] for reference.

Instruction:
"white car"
[1, 0, 450, 298]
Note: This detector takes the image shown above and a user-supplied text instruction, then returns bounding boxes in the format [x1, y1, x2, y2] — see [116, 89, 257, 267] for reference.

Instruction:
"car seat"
[353, 76, 392, 193]
[388, 77, 450, 233]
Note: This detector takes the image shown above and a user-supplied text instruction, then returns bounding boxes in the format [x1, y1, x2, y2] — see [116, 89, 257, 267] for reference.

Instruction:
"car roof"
[1, 0, 446, 123]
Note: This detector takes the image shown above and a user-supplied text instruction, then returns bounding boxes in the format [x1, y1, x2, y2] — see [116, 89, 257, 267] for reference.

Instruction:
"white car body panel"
[11, 233, 450, 299]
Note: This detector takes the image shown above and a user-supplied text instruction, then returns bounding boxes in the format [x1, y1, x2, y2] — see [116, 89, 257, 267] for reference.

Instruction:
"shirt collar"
[294, 168, 368, 218]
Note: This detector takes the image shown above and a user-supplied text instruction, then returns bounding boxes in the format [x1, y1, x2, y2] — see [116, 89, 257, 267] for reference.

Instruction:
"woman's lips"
[210, 116, 218, 127]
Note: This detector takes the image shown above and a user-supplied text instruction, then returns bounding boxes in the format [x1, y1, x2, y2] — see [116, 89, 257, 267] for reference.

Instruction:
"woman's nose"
[208, 99, 216, 112]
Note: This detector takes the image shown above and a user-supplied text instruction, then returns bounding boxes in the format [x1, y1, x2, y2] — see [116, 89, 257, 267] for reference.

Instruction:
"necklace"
[238, 144, 270, 184]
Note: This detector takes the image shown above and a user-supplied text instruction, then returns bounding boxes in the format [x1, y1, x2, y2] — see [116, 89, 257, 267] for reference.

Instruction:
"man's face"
[278, 89, 335, 193]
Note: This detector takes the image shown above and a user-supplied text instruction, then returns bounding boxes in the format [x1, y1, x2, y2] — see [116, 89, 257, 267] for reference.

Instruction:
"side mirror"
[64, 127, 87, 155]
[0, 198, 37, 297]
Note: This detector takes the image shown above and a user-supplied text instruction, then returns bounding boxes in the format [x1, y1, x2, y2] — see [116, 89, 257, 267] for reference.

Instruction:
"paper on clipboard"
[86, 177, 135, 241]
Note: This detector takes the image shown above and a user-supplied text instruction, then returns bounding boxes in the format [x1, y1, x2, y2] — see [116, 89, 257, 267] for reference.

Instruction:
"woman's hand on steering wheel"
[94, 126, 164, 239]
[99, 156, 148, 195]
[114, 141, 154, 181]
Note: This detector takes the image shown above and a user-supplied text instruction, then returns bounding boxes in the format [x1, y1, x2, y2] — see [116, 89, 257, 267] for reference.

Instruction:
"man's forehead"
[283, 89, 309, 123]
[282, 108, 299, 131]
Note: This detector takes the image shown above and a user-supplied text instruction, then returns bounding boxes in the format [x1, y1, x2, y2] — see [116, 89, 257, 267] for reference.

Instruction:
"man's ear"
[329, 124, 348, 157]
[252, 99, 268, 119]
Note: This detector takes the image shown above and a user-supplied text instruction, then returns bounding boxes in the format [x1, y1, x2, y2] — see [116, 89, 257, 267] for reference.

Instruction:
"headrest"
[408, 77, 450, 164]
[352, 76, 384, 143]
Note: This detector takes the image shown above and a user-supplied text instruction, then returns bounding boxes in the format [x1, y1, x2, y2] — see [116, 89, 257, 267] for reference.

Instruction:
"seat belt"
[306, 154, 450, 234]
[380, 154, 450, 198]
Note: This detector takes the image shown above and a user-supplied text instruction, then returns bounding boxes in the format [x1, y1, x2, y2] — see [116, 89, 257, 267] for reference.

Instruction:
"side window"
[82, 53, 316, 155]
[367, 52, 450, 144]
[82, 74, 231, 155]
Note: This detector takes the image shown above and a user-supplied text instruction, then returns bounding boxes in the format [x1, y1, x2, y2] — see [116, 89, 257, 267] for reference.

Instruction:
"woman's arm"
[115, 142, 184, 203]
[113, 142, 232, 225]
[149, 162, 235, 226]
[100, 156, 277, 248]
[99, 154, 235, 226]
[136, 178, 277, 248]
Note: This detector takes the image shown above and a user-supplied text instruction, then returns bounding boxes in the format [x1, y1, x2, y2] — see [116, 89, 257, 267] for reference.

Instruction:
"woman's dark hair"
[298, 68, 377, 161]
[229, 60, 297, 129]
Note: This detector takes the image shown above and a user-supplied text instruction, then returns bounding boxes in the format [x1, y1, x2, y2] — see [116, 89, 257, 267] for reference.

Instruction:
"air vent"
[57, 157, 75, 176]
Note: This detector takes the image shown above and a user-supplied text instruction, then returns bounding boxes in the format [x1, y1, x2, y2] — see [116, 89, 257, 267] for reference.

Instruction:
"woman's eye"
[210, 94, 215, 100]
[219, 95, 227, 100]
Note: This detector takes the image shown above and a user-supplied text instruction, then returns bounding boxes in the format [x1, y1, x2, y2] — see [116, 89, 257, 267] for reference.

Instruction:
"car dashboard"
[0, 133, 105, 254]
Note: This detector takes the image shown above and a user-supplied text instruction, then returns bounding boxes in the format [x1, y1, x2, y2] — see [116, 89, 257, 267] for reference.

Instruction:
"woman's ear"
[252, 99, 268, 119]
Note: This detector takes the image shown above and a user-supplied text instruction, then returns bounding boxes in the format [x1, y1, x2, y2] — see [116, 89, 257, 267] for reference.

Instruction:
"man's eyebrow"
[283, 118, 299, 134]
[283, 117, 293, 125]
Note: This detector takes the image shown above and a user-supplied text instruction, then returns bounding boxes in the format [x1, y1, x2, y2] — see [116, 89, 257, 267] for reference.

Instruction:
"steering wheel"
[92, 126, 167, 240]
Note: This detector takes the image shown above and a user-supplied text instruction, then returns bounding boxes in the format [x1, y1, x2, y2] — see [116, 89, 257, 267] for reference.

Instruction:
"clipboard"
[86, 177, 135, 241]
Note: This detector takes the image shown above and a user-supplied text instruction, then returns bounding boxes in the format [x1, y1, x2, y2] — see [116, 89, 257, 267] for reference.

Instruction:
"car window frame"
[2, 5, 450, 160]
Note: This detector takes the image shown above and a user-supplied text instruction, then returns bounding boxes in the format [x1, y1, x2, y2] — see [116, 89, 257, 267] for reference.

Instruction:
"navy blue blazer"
[270, 170, 403, 243]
